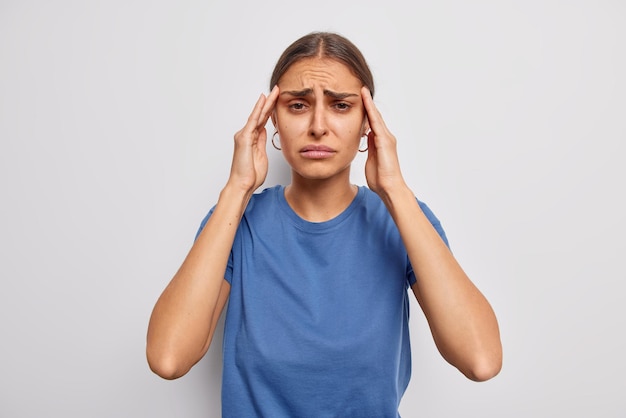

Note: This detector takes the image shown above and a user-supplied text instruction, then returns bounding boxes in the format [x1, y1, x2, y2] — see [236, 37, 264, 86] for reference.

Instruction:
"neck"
[285, 170, 357, 222]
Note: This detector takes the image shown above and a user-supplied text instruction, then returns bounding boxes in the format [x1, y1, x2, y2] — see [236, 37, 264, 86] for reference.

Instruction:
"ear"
[271, 111, 277, 130]
[361, 116, 370, 136]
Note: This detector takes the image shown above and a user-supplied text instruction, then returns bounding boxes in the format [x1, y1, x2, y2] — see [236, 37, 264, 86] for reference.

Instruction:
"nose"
[308, 104, 328, 139]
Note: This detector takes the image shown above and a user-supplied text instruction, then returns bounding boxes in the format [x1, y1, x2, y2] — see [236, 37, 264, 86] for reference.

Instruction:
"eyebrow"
[281, 88, 359, 100]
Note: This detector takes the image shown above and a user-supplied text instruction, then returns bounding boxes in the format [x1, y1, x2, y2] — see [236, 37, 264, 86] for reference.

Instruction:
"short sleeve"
[417, 200, 449, 248]
[406, 200, 450, 286]
[195, 206, 234, 284]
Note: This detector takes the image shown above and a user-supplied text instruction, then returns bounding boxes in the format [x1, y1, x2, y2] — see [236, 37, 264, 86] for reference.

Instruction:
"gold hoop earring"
[358, 134, 368, 152]
[271, 131, 281, 150]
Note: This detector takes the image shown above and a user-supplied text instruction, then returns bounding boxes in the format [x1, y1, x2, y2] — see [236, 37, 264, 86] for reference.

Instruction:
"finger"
[367, 130, 377, 155]
[257, 85, 279, 128]
[361, 87, 391, 136]
[243, 93, 268, 133]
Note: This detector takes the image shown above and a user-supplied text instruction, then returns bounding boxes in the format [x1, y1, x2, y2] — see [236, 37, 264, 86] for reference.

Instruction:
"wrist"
[377, 182, 415, 213]
[375, 179, 411, 202]
[219, 183, 255, 214]
[223, 177, 257, 198]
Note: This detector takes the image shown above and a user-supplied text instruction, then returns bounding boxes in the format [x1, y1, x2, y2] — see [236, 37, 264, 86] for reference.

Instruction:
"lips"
[300, 145, 336, 159]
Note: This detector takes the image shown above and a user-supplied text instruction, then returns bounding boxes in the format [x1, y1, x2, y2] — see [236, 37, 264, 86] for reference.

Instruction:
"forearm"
[381, 184, 502, 381]
[146, 185, 250, 379]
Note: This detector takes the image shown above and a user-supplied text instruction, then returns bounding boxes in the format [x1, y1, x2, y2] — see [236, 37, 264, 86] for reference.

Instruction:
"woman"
[147, 31, 502, 417]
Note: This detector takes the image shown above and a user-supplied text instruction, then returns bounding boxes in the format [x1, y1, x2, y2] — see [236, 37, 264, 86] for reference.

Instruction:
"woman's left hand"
[361, 87, 407, 197]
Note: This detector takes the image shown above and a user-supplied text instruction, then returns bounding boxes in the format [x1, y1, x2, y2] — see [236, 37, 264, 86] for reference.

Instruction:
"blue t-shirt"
[197, 185, 448, 418]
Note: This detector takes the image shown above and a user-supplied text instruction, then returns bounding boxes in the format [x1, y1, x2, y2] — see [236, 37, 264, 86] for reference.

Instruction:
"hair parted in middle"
[269, 32, 375, 98]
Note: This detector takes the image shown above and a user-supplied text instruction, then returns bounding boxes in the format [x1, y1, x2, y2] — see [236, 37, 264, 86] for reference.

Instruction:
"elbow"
[148, 361, 185, 381]
[462, 348, 503, 382]
[464, 357, 502, 382]
[146, 347, 189, 380]
[435, 328, 503, 382]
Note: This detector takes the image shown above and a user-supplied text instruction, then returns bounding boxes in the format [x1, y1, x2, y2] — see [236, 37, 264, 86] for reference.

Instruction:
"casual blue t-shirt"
[197, 185, 448, 418]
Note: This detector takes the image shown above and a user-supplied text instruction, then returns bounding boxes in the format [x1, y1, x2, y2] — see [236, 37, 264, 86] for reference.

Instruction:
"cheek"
[333, 117, 364, 141]
[276, 125, 301, 155]
[277, 124, 295, 148]
[276, 114, 306, 138]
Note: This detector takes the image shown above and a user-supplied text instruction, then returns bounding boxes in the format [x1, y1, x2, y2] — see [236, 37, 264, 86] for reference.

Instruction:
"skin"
[146, 57, 502, 382]
[272, 58, 369, 221]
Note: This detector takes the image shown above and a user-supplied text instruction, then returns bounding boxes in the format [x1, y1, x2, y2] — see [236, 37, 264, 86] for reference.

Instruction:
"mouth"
[300, 145, 336, 159]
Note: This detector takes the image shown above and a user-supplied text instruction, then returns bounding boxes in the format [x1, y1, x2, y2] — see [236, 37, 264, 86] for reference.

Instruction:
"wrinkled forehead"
[278, 58, 363, 91]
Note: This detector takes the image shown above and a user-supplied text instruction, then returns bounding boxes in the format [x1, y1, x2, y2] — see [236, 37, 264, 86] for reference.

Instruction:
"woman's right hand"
[147, 88, 280, 380]
[227, 86, 280, 194]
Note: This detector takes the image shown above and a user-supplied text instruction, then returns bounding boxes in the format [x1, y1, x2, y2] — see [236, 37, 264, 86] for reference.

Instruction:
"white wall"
[1, 1, 624, 417]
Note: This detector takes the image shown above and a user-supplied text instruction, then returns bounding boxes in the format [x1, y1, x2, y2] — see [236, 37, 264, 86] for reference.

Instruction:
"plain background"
[1, 1, 625, 417]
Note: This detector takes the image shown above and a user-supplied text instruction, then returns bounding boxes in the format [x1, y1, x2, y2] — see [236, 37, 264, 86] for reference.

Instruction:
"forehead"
[279, 58, 362, 91]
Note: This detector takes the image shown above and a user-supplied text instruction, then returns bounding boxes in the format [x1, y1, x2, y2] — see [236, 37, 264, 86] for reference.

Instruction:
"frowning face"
[273, 58, 369, 183]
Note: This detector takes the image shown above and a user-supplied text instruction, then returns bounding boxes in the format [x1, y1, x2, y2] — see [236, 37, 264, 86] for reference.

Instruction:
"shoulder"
[195, 185, 283, 240]
[358, 186, 439, 221]
[416, 199, 442, 227]
[416, 199, 449, 247]
[359, 186, 450, 247]
[246, 185, 282, 209]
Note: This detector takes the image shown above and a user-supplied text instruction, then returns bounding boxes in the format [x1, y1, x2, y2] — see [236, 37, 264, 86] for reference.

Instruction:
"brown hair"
[269, 32, 375, 98]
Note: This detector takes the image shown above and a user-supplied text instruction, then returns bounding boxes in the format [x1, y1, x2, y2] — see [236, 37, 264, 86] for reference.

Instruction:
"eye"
[333, 102, 351, 111]
[288, 102, 307, 112]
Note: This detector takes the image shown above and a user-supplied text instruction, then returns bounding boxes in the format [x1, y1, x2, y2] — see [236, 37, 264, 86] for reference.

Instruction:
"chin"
[291, 166, 352, 182]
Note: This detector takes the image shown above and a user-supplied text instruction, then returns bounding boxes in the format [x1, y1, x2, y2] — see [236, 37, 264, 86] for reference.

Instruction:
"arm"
[146, 87, 279, 380]
[361, 88, 502, 382]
